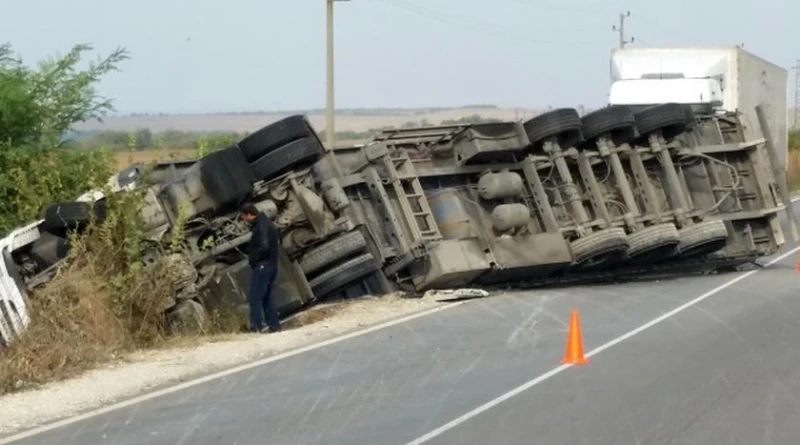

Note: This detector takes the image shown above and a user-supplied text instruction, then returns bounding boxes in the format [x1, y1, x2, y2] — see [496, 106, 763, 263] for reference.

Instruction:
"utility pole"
[326, 0, 349, 151]
[326, 0, 335, 151]
[794, 59, 800, 129]
[612, 11, 631, 49]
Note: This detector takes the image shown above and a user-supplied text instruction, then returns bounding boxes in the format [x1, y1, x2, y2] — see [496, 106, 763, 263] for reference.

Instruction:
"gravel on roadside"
[0, 293, 451, 436]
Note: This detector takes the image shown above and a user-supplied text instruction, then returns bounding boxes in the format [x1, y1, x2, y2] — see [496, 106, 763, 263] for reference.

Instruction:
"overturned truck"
[318, 102, 788, 291]
[0, 102, 791, 345]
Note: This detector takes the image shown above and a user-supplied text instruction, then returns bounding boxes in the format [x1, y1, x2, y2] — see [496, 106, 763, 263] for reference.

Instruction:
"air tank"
[478, 170, 524, 200]
[491, 204, 531, 232]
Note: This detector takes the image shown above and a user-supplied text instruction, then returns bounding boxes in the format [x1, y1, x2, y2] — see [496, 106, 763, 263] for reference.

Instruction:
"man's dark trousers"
[248, 261, 280, 332]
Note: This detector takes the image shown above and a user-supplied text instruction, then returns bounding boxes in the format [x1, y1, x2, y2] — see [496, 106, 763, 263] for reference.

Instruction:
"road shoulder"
[0, 294, 449, 437]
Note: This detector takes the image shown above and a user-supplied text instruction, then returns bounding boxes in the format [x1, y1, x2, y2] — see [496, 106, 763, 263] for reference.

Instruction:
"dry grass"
[0, 259, 187, 395]
[0, 267, 127, 394]
[0, 191, 185, 395]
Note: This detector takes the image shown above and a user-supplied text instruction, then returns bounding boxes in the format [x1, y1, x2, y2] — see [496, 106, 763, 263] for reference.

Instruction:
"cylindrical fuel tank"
[478, 170, 524, 200]
[491, 203, 530, 232]
[428, 188, 474, 240]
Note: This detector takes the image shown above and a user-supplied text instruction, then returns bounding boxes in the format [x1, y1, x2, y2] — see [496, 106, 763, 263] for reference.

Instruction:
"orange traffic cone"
[795, 252, 800, 273]
[561, 310, 589, 365]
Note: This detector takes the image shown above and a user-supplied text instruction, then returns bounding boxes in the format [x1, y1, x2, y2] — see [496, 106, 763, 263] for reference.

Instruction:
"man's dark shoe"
[260, 325, 282, 334]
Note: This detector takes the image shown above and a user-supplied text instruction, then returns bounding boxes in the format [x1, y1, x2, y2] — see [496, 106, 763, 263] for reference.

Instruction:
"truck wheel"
[249, 137, 323, 182]
[579, 105, 637, 147]
[678, 219, 729, 259]
[634, 103, 688, 141]
[42, 200, 107, 235]
[238, 115, 317, 162]
[627, 223, 680, 264]
[570, 228, 629, 270]
[166, 299, 209, 335]
[299, 230, 367, 277]
[29, 233, 70, 270]
[309, 253, 379, 299]
[523, 108, 583, 150]
[199, 145, 255, 210]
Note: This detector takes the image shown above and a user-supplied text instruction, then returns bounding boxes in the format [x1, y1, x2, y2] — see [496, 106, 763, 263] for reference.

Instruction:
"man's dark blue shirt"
[248, 212, 279, 268]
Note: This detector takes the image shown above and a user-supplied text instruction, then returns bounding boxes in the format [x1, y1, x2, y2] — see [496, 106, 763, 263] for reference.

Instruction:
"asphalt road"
[5, 204, 800, 445]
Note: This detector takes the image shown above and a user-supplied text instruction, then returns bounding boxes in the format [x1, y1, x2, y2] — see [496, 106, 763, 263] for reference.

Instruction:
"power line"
[632, 37, 655, 48]
[504, 0, 618, 15]
[634, 13, 696, 43]
[378, 0, 598, 45]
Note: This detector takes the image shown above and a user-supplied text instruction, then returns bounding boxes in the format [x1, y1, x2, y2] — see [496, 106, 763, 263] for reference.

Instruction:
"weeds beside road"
[0, 43, 244, 396]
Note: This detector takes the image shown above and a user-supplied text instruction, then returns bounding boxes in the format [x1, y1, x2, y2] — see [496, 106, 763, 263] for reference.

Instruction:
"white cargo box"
[610, 47, 788, 171]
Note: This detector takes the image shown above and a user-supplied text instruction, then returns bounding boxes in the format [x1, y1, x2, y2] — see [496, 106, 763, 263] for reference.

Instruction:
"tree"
[0, 42, 129, 234]
[133, 128, 154, 150]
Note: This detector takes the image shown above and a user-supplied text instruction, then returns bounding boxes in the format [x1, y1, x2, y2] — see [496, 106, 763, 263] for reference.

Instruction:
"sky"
[2, 0, 797, 114]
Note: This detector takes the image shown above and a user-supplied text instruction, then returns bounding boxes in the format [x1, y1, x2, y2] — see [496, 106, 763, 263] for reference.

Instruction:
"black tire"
[634, 103, 688, 141]
[30, 233, 70, 270]
[299, 230, 367, 276]
[677, 219, 729, 259]
[579, 105, 637, 147]
[42, 200, 107, 235]
[238, 115, 317, 162]
[627, 223, 680, 264]
[309, 253, 379, 299]
[250, 137, 323, 182]
[570, 228, 629, 270]
[523, 108, 583, 149]
[683, 105, 697, 131]
[199, 145, 255, 210]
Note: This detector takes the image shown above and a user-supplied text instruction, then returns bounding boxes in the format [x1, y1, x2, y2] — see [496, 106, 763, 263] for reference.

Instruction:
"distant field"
[75, 107, 543, 134]
[111, 138, 364, 170]
[113, 150, 196, 170]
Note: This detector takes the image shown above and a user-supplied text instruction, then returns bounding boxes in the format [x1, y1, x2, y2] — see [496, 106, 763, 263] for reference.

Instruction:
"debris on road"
[424, 288, 491, 302]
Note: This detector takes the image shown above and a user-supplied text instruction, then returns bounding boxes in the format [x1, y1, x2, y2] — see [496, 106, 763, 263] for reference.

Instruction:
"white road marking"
[0, 303, 463, 444]
[405, 245, 800, 444]
[4, 197, 799, 444]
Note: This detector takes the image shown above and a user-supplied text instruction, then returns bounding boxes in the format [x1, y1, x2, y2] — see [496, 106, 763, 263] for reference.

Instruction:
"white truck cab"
[0, 222, 39, 344]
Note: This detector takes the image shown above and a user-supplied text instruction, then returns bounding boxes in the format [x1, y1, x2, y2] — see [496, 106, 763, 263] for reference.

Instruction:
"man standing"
[240, 202, 282, 333]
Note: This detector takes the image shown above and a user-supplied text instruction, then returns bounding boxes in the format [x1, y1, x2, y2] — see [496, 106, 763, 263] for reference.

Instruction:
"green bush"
[0, 42, 127, 235]
[790, 129, 800, 151]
